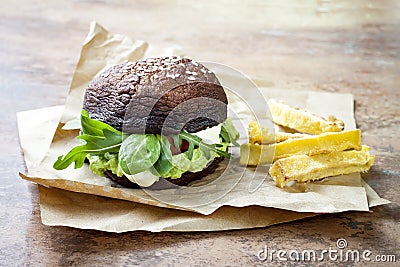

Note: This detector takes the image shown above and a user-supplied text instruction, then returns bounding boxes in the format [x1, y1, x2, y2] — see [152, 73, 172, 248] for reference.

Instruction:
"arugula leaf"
[179, 131, 231, 160]
[53, 129, 123, 170]
[81, 109, 122, 136]
[53, 110, 124, 170]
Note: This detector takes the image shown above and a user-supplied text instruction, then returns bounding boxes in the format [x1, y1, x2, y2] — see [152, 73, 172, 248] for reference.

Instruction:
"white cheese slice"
[122, 170, 158, 187]
[193, 124, 221, 144]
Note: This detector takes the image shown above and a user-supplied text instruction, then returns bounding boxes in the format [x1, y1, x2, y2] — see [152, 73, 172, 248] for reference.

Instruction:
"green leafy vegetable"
[152, 136, 173, 176]
[179, 131, 231, 160]
[53, 110, 124, 170]
[81, 110, 122, 137]
[54, 110, 237, 179]
[53, 129, 123, 170]
[220, 119, 240, 146]
[164, 142, 230, 179]
[118, 134, 161, 175]
[62, 118, 81, 130]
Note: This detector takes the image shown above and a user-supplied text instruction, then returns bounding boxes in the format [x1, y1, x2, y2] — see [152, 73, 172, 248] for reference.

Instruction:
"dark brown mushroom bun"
[54, 56, 239, 188]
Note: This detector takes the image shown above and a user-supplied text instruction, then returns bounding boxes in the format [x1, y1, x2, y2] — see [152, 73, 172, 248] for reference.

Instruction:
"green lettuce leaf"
[164, 142, 229, 179]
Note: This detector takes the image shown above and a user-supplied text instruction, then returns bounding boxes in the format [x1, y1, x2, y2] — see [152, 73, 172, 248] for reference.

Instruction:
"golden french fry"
[269, 145, 374, 188]
[240, 143, 275, 166]
[248, 121, 273, 144]
[248, 121, 308, 144]
[268, 99, 344, 134]
[240, 129, 361, 165]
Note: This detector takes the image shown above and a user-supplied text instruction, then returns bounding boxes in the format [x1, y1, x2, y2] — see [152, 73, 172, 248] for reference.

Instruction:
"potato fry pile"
[240, 99, 374, 188]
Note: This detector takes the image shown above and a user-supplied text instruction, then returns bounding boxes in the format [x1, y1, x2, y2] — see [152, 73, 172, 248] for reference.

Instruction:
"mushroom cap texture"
[83, 56, 228, 134]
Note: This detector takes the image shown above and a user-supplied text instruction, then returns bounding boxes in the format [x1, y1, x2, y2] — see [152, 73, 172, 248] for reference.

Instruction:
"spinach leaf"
[152, 136, 173, 176]
[118, 134, 161, 175]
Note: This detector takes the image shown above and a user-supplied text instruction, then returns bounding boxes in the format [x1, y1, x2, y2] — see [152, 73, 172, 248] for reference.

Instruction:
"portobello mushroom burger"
[54, 56, 239, 188]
